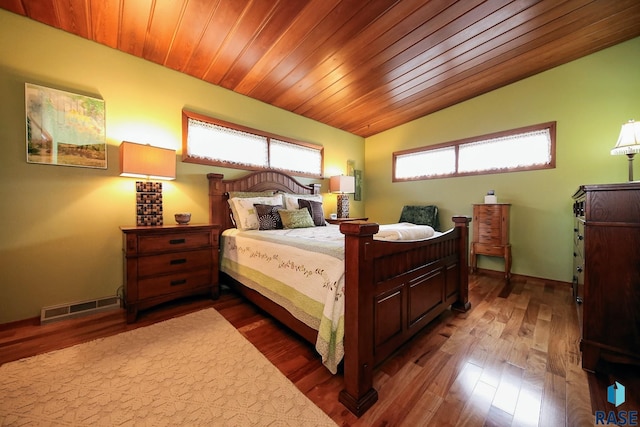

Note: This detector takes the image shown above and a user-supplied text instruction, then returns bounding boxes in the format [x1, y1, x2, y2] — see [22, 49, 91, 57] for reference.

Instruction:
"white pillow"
[283, 193, 323, 210]
[228, 194, 283, 230]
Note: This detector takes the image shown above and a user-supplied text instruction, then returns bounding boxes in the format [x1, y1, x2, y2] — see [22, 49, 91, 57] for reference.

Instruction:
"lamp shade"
[611, 120, 640, 156]
[329, 175, 355, 193]
[119, 141, 176, 180]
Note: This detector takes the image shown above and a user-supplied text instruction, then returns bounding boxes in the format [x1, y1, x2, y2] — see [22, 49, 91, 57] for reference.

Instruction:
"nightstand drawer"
[138, 269, 212, 299]
[138, 249, 212, 276]
[137, 231, 214, 253]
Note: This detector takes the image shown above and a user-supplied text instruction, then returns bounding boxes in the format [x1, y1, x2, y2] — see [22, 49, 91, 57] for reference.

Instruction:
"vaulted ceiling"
[2, 0, 639, 137]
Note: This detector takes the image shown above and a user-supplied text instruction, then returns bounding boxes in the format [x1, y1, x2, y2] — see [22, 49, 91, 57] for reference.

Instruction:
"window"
[393, 122, 556, 181]
[182, 110, 323, 178]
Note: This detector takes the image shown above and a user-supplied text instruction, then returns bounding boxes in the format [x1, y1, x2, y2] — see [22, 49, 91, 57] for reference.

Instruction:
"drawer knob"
[169, 238, 186, 245]
[576, 266, 583, 273]
[170, 258, 187, 265]
[576, 296, 583, 304]
[577, 235, 583, 240]
[170, 279, 187, 286]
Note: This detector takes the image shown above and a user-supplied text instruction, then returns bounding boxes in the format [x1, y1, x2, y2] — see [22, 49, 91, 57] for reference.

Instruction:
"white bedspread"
[220, 223, 443, 374]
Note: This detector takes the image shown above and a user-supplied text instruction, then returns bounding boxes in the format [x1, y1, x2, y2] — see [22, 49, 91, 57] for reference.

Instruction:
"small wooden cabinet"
[121, 224, 220, 323]
[572, 183, 640, 372]
[470, 203, 511, 279]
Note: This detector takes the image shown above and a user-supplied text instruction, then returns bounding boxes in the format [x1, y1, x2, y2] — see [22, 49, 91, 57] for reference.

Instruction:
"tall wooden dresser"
[572, 183, 640, 372]
[121, 224, 219, 323]
[471, 203, 511, 279]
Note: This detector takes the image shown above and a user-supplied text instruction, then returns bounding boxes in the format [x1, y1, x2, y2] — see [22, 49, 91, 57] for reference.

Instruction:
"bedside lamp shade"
[119, 141, 176, 180]
[329, 175, 355, 194]
[611, 120, 640, 182]
[329, 175, 355, 218]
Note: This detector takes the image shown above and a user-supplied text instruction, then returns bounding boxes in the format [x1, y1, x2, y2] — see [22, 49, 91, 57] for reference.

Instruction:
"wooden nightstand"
[470, 204, 511, 280]
[325, 217, 369, 225]
[121, 224, 219, 323]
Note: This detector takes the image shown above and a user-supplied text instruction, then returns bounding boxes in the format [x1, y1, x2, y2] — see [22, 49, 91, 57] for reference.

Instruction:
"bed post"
[338, 221, 380, 417]
[451, 216, 472, 312]
[207, 173, 226, 228]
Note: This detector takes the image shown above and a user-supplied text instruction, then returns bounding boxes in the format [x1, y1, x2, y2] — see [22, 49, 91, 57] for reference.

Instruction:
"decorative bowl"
[174, 213, 191, 225]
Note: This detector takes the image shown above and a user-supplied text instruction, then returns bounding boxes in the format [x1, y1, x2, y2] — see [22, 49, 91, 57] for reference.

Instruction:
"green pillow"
[278, 208, 315, 229]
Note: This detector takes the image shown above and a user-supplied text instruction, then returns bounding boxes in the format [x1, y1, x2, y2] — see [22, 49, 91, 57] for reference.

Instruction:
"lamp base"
[136, 181, 163, 226]
[627, 153, 635, 182]
[337, 194, 350, 218]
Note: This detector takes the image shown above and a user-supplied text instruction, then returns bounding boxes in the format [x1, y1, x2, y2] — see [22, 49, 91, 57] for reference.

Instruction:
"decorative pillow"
[298, 198, 326, 226]
[254, 204, 283, 230]
[278, 208, 315, 229]
[398, 205, 440, 231]
[228, 194, 283, 230]
[283, 193, 323, 210]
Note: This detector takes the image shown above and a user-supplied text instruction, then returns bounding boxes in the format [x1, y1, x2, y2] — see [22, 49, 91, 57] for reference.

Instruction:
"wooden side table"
[121, 224, 220, 323]
[470, 204, 511, 279]
[325, 217, 368, 225]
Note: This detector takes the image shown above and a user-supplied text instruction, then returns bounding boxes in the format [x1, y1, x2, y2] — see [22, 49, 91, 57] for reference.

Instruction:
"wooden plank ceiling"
[2, 0, 639, 138]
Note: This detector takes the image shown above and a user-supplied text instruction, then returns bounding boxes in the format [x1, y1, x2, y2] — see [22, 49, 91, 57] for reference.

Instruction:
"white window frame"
[182, 110, 323, 178]
[393, 122, 556, 181]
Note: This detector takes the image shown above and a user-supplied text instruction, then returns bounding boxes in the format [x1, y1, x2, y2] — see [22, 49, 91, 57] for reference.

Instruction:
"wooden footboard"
[338, 217, 471, 416]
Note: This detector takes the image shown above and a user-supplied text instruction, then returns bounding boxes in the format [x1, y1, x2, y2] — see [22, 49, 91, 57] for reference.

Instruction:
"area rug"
[0, 309, 336, 426]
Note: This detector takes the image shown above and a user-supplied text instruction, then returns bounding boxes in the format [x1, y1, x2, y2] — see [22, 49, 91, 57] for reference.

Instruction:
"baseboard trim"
[0, 316, 40, 331]
[471, 267, 571, 287]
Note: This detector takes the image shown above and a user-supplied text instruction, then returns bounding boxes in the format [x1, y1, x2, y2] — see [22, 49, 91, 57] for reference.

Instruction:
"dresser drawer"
[573, 220, 585, 254]
[475, 205, 501, 220]
[477, 227, 500, 243]
[472, 242, 505, 256]
[138, 249, 212, 277]
[137, 230, 215, 253]
[138, 269, 212, 299]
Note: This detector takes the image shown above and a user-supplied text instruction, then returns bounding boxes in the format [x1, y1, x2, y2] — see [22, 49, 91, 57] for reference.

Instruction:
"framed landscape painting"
[25, 83, 106, 169]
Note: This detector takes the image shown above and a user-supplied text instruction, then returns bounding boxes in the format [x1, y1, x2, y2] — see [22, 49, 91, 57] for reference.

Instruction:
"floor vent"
[40, 296, 121, 324]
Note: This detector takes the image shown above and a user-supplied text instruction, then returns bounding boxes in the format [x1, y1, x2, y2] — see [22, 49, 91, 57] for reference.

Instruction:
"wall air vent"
[40, 296, 121, 324]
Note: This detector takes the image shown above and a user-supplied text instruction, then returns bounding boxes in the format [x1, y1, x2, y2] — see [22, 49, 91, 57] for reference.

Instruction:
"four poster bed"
[207, 170, 471, 416]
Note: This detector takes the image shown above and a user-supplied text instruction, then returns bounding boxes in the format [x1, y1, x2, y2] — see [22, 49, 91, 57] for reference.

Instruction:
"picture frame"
[25, 83, 106, 169]
[354, 169, 362, 201]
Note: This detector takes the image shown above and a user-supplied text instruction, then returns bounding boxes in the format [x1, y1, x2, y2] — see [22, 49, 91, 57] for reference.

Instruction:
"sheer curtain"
[395, 146, 456, 179]
[270, 139, 322, 176]
[186, 118, 268, 167]
[458, 129, 552, 173]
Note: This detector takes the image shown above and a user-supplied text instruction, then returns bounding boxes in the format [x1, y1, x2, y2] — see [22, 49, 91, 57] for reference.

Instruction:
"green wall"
[0, 10, 364, 323]
[364, 37, 640, 282]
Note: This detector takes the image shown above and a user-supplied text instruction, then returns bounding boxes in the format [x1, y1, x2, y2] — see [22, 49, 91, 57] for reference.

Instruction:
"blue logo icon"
[608, 382, 626, 407]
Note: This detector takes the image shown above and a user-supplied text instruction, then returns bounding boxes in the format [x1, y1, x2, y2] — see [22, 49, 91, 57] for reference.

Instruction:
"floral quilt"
[220, 226, 346, 374]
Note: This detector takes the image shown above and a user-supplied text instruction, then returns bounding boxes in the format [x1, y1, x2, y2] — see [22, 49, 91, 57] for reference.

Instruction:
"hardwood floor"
[1, 273, 638, 426]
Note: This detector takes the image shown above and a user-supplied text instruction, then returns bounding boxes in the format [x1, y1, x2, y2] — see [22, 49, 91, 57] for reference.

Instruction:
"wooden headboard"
[207, 170, 322, 233]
